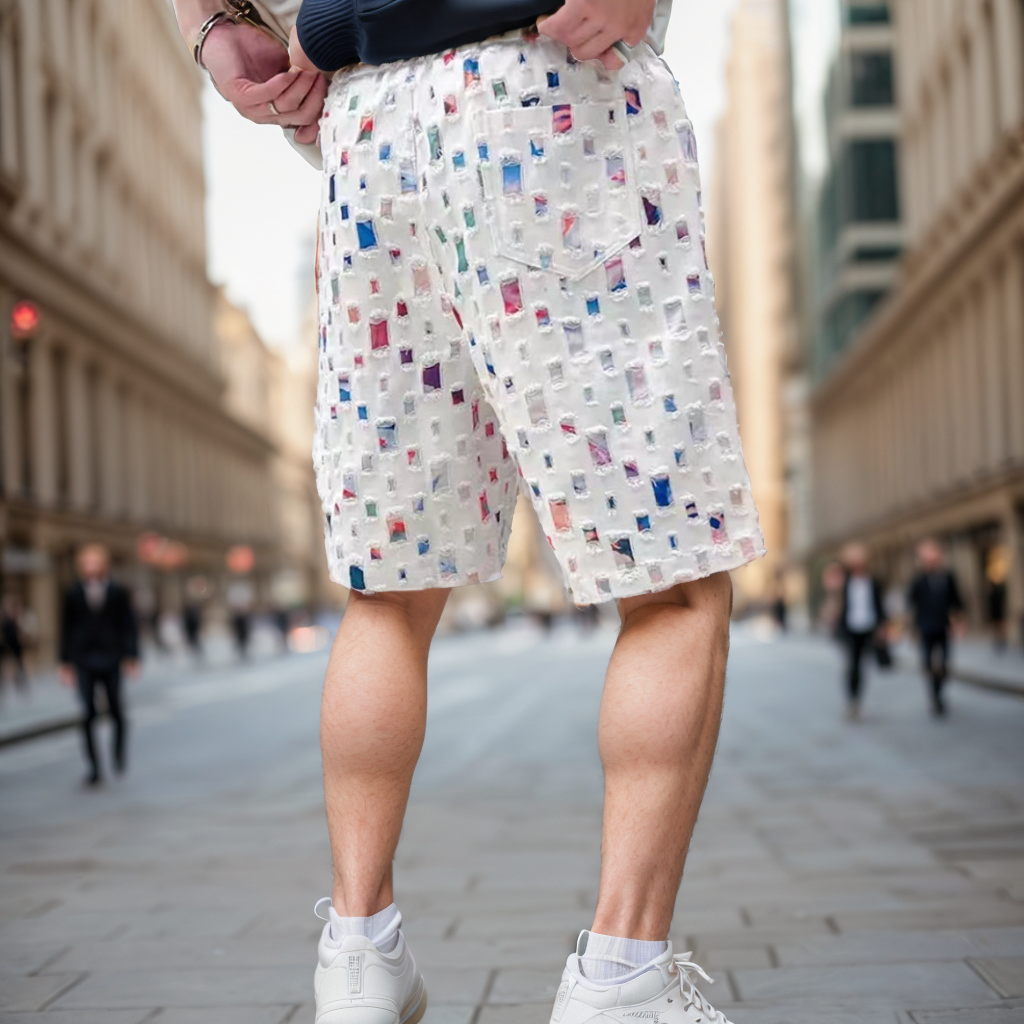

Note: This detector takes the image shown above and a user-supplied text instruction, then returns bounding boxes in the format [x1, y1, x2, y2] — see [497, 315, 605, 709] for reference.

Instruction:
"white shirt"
[84, 578, 110, 612]
[845, 576, 877, 633]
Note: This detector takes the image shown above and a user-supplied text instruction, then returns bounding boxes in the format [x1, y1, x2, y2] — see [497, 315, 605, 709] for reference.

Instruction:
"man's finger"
[538, 7, 599, 50]
[289, 75, 329, 127]
[233, 69, 316, 107]
[571, 26, 621, 62]
[269, 66, 319, 115]
[294, 123, 320, 145]
[595, 46, 626, 71]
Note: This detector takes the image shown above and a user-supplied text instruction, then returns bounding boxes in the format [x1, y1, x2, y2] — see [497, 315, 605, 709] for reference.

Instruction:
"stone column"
[96, 370, 123, 518]
[993, 0, 1024, 133]
[1002, 246, 1024, 463]
[122, 388, 146, 524]
[1000, 493, 1024, 648]
[28, 333, 58, 507]
[28, 540, 59, 665]
[0, 284, 21, 500]
[64, 348, 93, 512]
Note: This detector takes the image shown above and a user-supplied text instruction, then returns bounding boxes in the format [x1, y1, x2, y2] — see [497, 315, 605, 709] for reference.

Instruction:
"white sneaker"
[550, 933, 732, 1024]
[313, 900, 427, 1024]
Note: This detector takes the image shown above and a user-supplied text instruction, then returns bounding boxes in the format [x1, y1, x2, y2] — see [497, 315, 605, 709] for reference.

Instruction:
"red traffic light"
[11, 300, 40, 341]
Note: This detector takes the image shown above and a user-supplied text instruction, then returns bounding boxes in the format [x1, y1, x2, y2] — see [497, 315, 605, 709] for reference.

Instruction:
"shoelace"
[671, 955, 729, 1024]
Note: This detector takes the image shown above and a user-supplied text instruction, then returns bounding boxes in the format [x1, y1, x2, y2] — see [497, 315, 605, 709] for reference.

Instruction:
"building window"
[846, 3, 890, 24]
[819, 290, 887, 373]
[842, 139, 899, 222]
[850, 51, 894, 106]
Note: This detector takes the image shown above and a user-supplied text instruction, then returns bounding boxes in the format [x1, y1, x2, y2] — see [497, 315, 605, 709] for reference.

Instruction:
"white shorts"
[313, 29, 765, 605]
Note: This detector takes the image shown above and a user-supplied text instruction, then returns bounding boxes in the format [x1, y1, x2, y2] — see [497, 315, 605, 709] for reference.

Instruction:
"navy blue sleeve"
[296, 0, 360, 73]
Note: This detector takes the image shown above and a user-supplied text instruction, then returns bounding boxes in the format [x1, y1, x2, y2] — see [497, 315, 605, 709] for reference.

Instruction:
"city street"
[1, 623, 1023, 1024]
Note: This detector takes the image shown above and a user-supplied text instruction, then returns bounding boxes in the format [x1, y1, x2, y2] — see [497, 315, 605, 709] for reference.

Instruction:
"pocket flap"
[475, 102, 641, 280]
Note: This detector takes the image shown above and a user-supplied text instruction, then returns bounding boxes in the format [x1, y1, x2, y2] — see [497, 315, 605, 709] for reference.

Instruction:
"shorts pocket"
[474, 101, 642, 281]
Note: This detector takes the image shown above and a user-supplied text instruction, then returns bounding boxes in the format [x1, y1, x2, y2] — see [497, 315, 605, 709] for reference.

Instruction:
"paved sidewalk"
[1, 625, 1022, 1023]
[0, 622, 293, 745]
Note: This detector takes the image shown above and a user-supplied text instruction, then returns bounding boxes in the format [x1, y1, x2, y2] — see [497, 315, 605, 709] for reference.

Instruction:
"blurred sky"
[203, 0, 743, 349]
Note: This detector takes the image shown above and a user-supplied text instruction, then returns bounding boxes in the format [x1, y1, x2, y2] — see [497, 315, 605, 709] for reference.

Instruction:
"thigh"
[317, 68, 520, 599]
[421, 37, 766, 605]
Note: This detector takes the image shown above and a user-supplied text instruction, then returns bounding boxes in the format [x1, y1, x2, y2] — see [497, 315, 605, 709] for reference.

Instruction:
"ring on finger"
[268, 100, 280, 116]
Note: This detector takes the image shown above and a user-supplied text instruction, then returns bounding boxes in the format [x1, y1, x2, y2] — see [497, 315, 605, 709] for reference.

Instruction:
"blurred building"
[0, 0, 320, 662]
[217, 291, 331, 613]
[804, 0, 1024, 636]
[708, 0, 804, 607]
[808, 0, 903, 378]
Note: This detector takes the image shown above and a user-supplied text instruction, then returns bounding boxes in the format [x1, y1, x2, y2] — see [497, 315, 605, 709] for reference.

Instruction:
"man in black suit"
[837, 542, 888, 720]
[59, 544, 139, 785]
[908, 539, 964, 717]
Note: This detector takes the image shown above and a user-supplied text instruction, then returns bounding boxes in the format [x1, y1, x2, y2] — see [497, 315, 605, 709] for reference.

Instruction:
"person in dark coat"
[0, 595, 27, 690]
[837, 543, 887, 720]
[59, 544, 139, 785]
[907, 539, 964, 717]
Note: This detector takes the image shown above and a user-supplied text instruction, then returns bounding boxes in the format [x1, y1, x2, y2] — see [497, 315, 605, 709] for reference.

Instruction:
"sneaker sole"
[401, 982, 427, 1024]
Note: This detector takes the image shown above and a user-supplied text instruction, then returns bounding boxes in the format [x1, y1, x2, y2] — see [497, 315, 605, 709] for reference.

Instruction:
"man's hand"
[538, 0, 656, 70]
[123, 659, 142, 680]
[58, 663, 76, 688]
[201, 21, 327, 145]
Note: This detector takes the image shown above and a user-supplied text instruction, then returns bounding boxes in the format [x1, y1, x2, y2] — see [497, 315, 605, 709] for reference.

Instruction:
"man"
[836, 543, 886, 720]
[908, 539, 964, 717]
[170, 3, 764, 1023]
[59, 544, 139, 785]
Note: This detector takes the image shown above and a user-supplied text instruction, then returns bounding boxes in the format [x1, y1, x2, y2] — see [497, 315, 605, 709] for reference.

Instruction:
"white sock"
[327, 903, 402, 953]
[578, 930, 668, 982]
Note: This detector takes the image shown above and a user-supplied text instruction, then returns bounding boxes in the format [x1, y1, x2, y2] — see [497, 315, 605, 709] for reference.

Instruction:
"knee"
[344, 588, 449, 643]
[618, 571, 733, 633]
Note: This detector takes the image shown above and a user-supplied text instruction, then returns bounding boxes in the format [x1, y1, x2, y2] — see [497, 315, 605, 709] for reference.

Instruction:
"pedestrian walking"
[183, 602, 204, 658]
[226, 577, 255, 659]
[837, 543, 887, 720]
[172, 1, 765, 1022]
[0, 594, 28, 692]
[908, 539, 964, 717]
[985, 549, 1009, 652]
[59, 544, 139, 786]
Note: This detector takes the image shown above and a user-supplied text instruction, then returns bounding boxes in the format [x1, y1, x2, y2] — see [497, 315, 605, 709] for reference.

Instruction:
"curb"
[0, 715, 81, 748]
[951, 670, 1024, 699]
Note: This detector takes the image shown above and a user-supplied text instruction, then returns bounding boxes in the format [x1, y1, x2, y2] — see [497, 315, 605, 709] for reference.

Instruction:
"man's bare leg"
[320, 589, 449, 917]
[592, 572, 733, 940]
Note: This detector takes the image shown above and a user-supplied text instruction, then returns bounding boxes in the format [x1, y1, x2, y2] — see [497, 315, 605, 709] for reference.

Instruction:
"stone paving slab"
[421, 1005, 475, 1024]
[774, 927, 1024, 967]
[150, 1010, 297, 1024]
[476, 1004, 551, 1024]
[967, 958, 1024, 998]
[0, 1013, 150, 1024]
[48, 967, 307, 1010]
[0, 977, 84, 1015]
[488, 968, 563, 1004]
[1, 626, 1023, 1023]
[732, 962, 1000, 1007]
[910, 1007, 1024, 1024]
